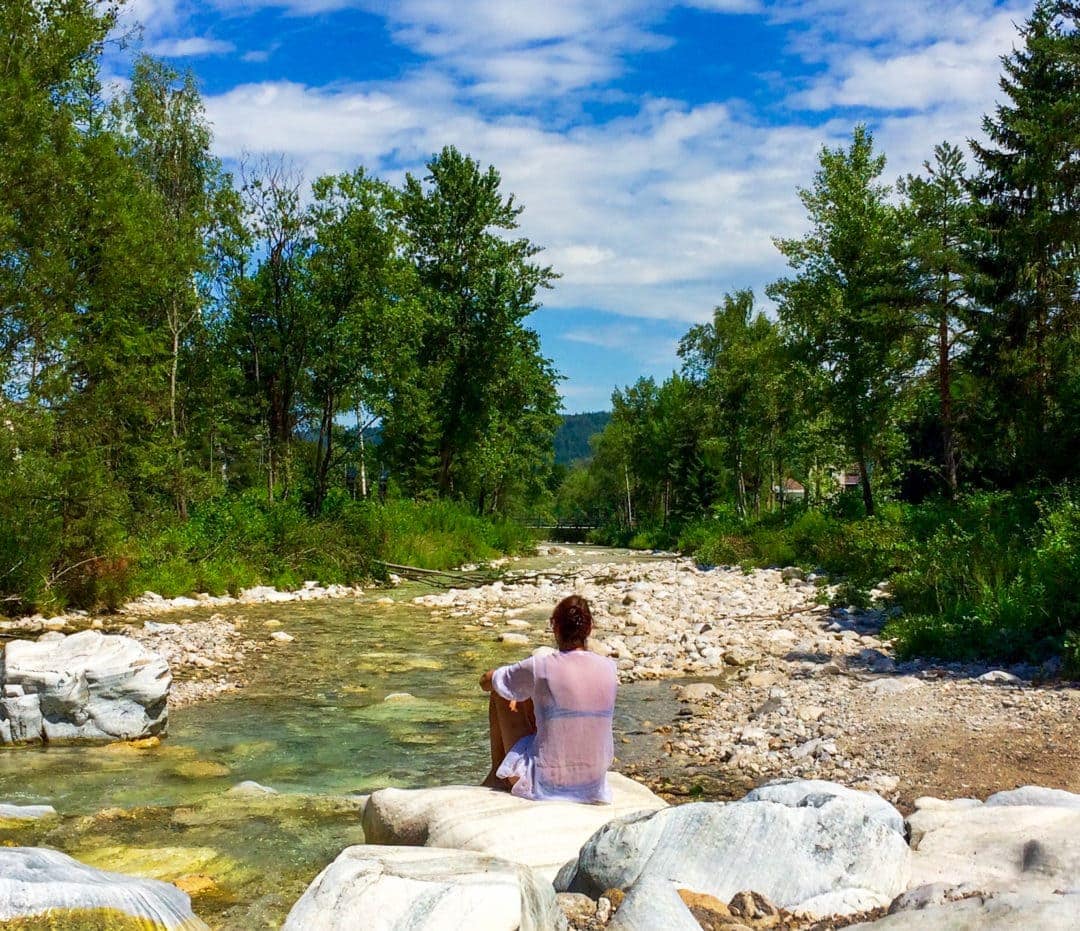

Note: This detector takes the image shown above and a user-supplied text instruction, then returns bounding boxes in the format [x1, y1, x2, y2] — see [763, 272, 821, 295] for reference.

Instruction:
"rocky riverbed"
[414, 551, 1080, 809]
[2, 546, 1079, 929]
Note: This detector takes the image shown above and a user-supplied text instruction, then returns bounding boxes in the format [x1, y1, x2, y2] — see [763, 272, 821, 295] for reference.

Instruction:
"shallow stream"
[0, 547, 680, 929]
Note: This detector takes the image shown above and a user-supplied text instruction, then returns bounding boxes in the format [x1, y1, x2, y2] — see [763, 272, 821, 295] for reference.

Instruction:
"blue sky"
[116, 0, 1030, 412]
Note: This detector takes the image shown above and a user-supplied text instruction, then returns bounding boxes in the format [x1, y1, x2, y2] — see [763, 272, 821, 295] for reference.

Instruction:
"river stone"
[984, 785, 1080, 809]
[0, 803, 57, 821]
[0, 630, 170, 745]
[361, 773, 666, 882]
[744, 778, 906, 835]
[0, 846, 207, 929]
[558, 780, 910, 919]
[907, 802, 1080, 893]
[848, 891, 1080, 930]
[282, 845, 567, 931]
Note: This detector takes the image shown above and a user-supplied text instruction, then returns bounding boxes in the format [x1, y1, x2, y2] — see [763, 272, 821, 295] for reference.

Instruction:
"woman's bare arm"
[479, 669, 494, 692]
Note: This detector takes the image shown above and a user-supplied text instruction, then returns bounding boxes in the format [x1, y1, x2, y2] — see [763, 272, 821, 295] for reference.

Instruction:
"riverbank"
[0, 582, 371, 709]
[411, 553, 1080, 808]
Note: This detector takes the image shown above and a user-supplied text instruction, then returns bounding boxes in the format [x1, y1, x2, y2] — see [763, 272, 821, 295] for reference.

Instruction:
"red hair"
[551, 595, 593, 647]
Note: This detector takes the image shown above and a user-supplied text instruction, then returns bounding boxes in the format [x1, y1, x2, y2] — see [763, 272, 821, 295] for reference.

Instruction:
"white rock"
[361, 773, 666, 882]
[240, 586, 294, 604]
[227, 781, 278, 797]
[0, 630, 170, 745]
[498, 632, 530, 646]
[559, 780, 910, 919]
[270, 631, 295, 643]
[676, 682, 719, 703]
[978, 670, 1022, 685]
[912, 797, 984, 812]
[0, 847, 206, 929]
[984, 786, 1080, 809]
[863, 677, 924, 695]
[745, 779, 906, 835]
[0, 804, 57, 821]
[849, 891, 1080, 930]
[908, 803, 1080, 894]
[283, 845, 567, 931]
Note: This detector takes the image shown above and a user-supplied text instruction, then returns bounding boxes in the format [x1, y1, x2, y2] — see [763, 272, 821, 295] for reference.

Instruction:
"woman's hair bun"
[552, 594, 593, 645]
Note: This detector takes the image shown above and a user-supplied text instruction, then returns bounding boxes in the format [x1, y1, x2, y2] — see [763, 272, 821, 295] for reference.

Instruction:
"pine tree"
[900, 142, 980, 496]
[970, 0, 1080, 481]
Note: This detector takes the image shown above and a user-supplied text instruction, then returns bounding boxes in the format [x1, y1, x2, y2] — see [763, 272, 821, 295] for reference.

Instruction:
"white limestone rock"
[559, 780, 910, 920]
[0, 630, 170, 745]
[361, 773, 666, 882]
[283, 845, 567, 931]
[849, 891, 1080, 930]
[0, 846, 207, 929]
[744, 778, 906, 835]
[907, 802, 1080, 894]
[0, 803, 57, 821]
[984, 785, 1080, 809]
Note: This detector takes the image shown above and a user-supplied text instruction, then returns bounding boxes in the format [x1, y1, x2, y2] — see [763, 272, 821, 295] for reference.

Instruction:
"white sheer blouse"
[491, 650, 618, 803]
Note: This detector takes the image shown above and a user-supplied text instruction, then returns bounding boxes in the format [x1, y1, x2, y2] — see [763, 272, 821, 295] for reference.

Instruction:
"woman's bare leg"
[482, 694, 536, 790]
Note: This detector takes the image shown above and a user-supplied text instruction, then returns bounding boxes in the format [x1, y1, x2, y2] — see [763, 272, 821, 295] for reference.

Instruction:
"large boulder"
[558, 780, 910, 924]
[361, 772, 666, 882]
[0, 846, 207, 929]
[849, 891, 1080, 930]
[283, 845, 567, 931]
[907, 798, 1080, 894]
[984, 785, 1080, 809]
[0, 630, 169, 744]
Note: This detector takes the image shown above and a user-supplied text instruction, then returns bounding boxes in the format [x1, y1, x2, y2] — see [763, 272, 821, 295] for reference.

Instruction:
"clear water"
[0, 548, 673, 929]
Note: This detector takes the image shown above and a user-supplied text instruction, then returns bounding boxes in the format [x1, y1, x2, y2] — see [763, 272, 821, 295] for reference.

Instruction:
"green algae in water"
[0, 548, 658, 929]
[0, 909, 190, 930]
[0, 600, 516, 929]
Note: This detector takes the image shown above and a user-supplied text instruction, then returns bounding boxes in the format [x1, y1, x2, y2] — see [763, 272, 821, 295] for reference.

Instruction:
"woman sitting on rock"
[480, 594, 618, 803]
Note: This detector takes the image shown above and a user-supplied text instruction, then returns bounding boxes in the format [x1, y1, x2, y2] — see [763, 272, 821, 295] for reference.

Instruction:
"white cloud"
[789, 10, 1023, 112]
[148, 37, 236, 57]
[242, 48, 277, 63]
[563, 325, 642, 349]
[205, 76, 829, 322]
[177, 0, 1035, 395]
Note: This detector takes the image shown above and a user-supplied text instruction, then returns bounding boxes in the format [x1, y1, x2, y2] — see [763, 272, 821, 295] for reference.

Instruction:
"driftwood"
[375, 560, 491, 588]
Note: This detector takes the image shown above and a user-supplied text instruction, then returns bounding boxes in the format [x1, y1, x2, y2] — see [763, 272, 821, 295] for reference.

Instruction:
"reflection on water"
[0, 547, 667, 929]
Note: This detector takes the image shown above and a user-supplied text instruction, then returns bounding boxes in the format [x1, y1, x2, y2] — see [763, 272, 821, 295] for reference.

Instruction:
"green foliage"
[769, 125, 918, 517]
[0, 3, 561, 613]
[887, 491, 1080, 665]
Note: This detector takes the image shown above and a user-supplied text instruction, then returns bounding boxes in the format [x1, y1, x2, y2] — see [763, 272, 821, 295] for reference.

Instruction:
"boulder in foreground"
[0, 630, 170, 744]
[0, 846, 207, 929]
[361, 772, 666, 882]
[907, 796, 1080, 894]
[852, 890, 1080, 930]
[283, 845, 567, 931]
[558, 779, 910, 924]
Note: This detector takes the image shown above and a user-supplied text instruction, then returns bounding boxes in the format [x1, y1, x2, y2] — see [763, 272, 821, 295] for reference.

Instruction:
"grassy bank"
[591, 489, 1080, 675]
[2, 493, 537, 616]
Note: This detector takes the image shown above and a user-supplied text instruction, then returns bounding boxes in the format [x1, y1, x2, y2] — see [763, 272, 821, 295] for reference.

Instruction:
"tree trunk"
[939, 290, 958, 497]
[857, 455, 874, 517]
[169, 323, 187, 519]
[623, 462, 633, 529]
[358, 415, 368, 498]
[312, 393, 334, 515]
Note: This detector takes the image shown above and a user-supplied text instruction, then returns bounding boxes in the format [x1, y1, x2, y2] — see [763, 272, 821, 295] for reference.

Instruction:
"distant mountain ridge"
[555, 411, 611, 464]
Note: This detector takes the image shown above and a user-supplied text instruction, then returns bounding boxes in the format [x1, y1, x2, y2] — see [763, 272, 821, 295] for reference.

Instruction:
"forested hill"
[555, 412, 611, 464]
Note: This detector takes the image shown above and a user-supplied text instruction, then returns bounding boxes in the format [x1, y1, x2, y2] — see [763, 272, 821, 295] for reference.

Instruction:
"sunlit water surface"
[0, 548, 679, 929]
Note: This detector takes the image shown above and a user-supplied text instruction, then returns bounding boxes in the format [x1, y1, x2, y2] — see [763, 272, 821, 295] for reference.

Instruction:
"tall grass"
[3, 491, 537, 614]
